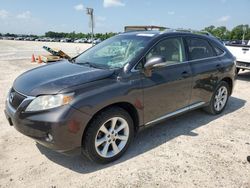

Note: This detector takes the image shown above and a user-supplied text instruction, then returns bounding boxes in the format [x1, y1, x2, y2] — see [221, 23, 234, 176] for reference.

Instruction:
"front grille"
[9, 88, 26, 109]
[237, 61, 250, 68]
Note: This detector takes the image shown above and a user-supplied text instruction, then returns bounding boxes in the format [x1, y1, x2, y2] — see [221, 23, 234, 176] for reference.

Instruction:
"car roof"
[119, 30, 217, 41]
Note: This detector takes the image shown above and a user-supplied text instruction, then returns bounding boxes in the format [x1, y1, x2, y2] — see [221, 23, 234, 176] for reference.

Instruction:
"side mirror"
[144, 56, 166, 77]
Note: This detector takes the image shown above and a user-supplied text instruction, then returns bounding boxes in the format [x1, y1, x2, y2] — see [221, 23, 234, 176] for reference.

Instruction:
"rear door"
[185, 37, 223, 104]
[142, 37, 193, 124]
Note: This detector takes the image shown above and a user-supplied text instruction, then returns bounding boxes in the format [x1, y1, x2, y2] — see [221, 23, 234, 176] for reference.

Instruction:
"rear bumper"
[4, 99, 91, 154]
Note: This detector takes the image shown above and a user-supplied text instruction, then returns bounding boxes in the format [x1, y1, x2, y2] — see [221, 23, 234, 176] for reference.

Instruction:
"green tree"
[213, 26, 228, 39]
[204, 25, 216, 34]
[245, 28, 250, 40]
[230, 24, 249, 40]
[231, 25, 244, 40]
[44, 31, 118, 40]
[204, 25, 231, 40]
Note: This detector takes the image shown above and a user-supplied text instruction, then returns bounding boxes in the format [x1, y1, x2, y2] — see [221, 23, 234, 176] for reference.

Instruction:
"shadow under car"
[36, 96, 246, 174]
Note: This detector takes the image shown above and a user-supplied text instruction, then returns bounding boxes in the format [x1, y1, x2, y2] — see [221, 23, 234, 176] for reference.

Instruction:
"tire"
[82, 107, 134, 164]
[236, 68, 240, 75]
[204, 81, 230, 115]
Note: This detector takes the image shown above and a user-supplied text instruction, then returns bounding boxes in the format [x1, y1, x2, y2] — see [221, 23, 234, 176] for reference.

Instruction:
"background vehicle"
[74, 38, 87, 43]
[93, 38, 102, 45]
[14, 37, 24, 41]
[60, 38, 73, 43]
[226, 42, 250, 73]
[86, 38, 93, 43]
[4, 31, 236, 164]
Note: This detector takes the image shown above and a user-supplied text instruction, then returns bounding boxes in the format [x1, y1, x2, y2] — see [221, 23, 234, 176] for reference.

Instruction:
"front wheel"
[204, 81, 230, 115]
[82, 107, 134, 164]
[236, 68, 240, 75]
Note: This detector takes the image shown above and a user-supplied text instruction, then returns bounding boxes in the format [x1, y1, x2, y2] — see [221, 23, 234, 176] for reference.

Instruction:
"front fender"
[62, 77, 144, 126]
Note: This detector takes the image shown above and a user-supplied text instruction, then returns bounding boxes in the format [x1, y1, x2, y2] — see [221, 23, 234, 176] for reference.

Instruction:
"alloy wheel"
[95, 117, 129, 158]
[214, 86, 228, 112]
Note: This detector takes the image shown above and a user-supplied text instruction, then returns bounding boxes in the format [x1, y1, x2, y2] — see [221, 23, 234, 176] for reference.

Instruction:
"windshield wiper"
[68, 58, 76, 63]
[75, 62, 103, 69]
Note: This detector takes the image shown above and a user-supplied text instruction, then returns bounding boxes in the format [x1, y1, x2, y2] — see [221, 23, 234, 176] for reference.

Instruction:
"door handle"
[242, 48, 249, 51]
[181, 71, 190, 78]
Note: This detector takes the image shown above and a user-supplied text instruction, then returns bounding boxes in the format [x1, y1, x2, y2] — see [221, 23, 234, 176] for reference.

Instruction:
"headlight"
[25, 93, 74, 112]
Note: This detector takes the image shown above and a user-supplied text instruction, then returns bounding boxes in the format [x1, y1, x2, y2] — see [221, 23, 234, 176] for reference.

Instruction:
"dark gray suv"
[5, 31, 236, 163]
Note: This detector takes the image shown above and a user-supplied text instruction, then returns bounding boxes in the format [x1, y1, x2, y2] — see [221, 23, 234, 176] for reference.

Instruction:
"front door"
[142, 37, 193, 124]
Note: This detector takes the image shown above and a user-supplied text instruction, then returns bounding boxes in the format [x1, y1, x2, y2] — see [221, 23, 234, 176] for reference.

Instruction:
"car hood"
[13, 61, 114, 96]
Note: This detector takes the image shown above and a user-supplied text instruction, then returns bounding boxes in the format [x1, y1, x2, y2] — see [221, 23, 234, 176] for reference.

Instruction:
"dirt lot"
[0, 40, 249, 188]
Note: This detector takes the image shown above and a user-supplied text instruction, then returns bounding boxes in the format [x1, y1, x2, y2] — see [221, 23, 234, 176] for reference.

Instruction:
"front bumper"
[4, 98, 91, 154]
[236, 61, 250, 70]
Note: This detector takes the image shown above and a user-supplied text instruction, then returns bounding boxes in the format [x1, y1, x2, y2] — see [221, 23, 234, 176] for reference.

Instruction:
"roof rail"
[164, 28, 214, 37]
[124, 25, 168, 32]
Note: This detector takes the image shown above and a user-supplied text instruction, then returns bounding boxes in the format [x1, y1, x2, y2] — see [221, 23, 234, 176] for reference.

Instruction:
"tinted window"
[187, 38, 215, 60]
[146, 37, 185, 64]
[213, 46, 224, 56]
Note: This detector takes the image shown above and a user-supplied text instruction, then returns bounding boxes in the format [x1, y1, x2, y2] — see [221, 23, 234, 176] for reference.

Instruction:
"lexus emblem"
[9, 92, 14, 103]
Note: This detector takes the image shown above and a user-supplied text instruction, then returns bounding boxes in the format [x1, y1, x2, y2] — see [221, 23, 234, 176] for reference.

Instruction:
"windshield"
[74, 34, 152, 69]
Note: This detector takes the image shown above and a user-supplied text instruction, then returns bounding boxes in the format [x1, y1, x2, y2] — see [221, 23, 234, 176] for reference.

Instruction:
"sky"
[0, 0, 250, 35]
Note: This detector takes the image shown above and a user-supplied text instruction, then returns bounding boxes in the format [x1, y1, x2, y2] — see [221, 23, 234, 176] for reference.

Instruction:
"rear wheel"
[204, 81, 229, 115]
[82, 107, 134, 164]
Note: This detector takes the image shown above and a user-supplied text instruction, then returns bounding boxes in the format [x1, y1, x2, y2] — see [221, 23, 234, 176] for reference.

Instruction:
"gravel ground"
[0, 40, 249, 188]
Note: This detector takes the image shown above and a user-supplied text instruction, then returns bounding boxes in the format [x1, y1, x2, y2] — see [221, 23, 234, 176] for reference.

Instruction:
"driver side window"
[146, 37, 185, 64]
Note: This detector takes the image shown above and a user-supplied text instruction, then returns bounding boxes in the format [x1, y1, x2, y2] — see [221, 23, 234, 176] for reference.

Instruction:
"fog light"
[45, 133, 53, 142]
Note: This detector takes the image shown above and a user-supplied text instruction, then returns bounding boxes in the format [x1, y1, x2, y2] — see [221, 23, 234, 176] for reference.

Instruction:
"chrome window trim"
[131, 51, 226, 73]
[130, 37, 227, 73]
[145, 102, 205, 126]
[131, 60, 189, 72]
[186, 51, 226, 63]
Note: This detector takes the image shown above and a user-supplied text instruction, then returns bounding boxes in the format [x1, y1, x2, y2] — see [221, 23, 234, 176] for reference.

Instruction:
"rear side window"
[186, 38, 215, 60]
[213, 46, 225, 56]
